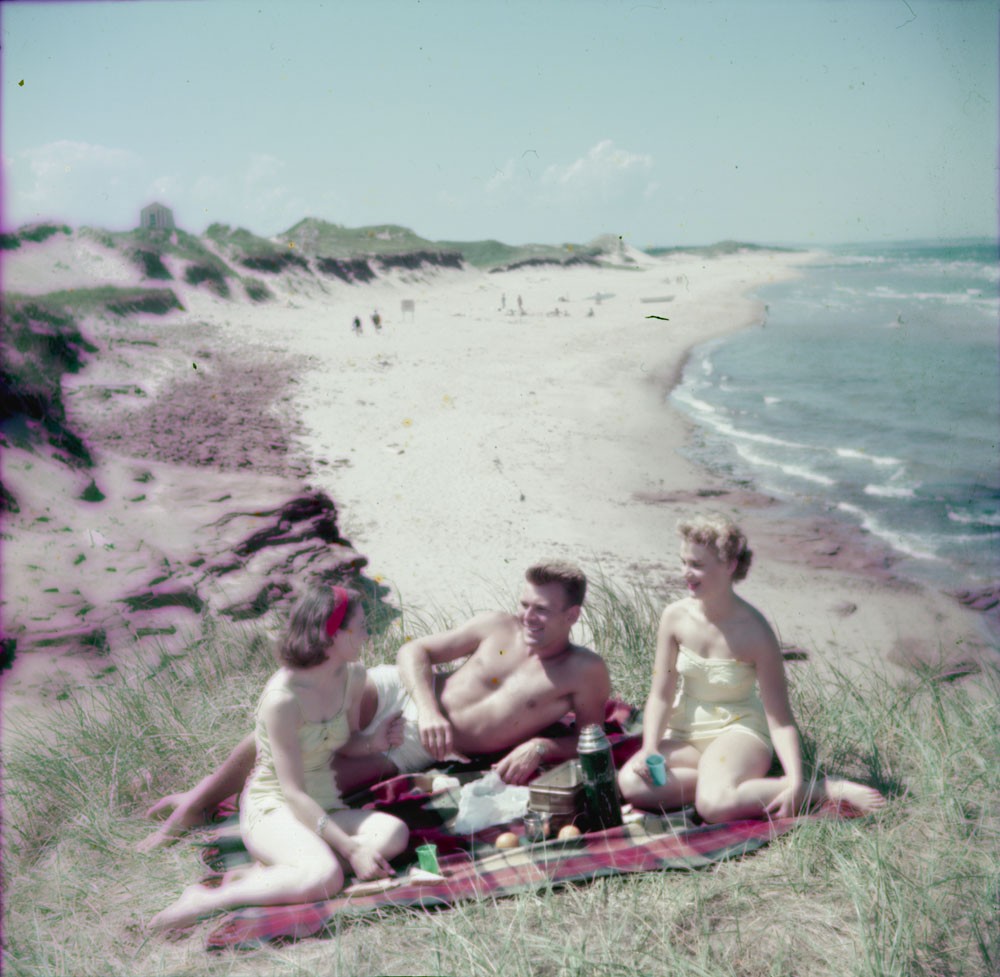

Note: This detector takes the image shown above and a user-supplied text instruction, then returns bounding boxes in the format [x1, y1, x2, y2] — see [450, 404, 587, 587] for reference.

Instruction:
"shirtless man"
[140, 562, 609, 851]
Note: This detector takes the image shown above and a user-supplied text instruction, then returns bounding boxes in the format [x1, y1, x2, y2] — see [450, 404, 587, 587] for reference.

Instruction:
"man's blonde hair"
[677, 512, 753, 581]
[525, 561, 588, 608]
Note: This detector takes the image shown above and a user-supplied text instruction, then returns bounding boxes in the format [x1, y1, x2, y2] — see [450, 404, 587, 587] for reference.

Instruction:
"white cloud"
[244, 153, 285, 188]
[541, 140, 653, 194]
[11, 140, 144, 224]
[481, 140, 657, 239]
[486, 140, 655, 208]
[180, 156, 308, 233]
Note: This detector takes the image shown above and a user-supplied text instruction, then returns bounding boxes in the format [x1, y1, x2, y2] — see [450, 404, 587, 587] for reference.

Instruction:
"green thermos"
[577, 724, 622, 830]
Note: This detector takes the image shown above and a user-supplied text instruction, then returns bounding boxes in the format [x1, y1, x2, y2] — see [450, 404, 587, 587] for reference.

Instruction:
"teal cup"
[416, 843, 439, 873]
[646, 753, 668, 786]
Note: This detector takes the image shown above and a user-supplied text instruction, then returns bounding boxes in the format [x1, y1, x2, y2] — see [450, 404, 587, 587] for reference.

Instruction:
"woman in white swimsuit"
[619, 513, 886, 821]
[151, 585, 408, 932]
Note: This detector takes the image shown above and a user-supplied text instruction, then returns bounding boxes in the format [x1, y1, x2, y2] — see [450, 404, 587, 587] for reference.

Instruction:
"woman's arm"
[630, 606, 681, 776]
[752, 622, 806, 814]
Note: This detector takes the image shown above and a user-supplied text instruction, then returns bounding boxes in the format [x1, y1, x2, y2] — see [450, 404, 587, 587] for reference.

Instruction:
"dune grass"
[3, 581, 998, 976]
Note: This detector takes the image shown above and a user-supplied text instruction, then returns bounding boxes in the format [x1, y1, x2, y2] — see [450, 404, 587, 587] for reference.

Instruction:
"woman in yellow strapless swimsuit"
[152, 585, 409, 932]
[618, 513, 886, 822]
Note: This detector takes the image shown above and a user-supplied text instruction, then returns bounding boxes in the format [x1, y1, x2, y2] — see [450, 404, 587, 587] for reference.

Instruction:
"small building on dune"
[140, 203, 175, 230]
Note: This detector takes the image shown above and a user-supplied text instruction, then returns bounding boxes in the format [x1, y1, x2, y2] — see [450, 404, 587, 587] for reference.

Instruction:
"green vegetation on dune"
[6, 215, 665, 279]
[280, 218, 440, 258]
[438, 238, 600, 269]
[0, 298, 97, 472]
[280, 218, 602, 269]
[646, 240, 802, 257]
[77, 226, 237, 290]
[243, 278, 274, 302]
[3, 581, 997, 976]
[1, 223, 72, 250]
[206, 223, 311, 275]
[10, 285, 184, 317]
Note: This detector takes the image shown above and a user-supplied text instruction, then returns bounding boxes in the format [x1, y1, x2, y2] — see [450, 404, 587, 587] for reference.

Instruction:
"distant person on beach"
[371, 310, 382, 331]
[619, 513, 887, 820]
[150, 586, 409, 932]
[517, 294, 524, 315]
[353, 316, 362, 335]
[140, 563, 610, 851]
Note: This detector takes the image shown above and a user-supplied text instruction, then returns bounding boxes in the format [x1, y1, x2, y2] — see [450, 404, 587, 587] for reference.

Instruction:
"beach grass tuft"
[3, 581, 998, 976]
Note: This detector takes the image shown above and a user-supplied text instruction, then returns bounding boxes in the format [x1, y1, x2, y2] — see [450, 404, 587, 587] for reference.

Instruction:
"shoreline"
[2, 241, 992, 708]
[266, 248, 990, 681]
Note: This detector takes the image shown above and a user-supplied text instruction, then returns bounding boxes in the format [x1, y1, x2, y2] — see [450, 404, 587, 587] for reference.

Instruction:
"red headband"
[324, 586, 351, 638]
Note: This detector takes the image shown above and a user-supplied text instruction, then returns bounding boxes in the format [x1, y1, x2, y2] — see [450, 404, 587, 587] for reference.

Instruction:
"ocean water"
[671, 239, 999, 590]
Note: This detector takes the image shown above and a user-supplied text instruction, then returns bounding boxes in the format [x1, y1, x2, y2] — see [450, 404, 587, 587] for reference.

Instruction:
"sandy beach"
[2, 234, 991, 706]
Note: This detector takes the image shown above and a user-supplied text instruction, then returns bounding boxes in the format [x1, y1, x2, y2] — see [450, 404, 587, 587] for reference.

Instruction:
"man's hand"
[493, 740, 544, 785]
[369, 711, 405, 753]
[418, 708, 457, 762]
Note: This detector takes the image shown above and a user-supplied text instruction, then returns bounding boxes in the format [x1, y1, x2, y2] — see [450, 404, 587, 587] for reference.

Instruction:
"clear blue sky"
[2, 0, 996, 247]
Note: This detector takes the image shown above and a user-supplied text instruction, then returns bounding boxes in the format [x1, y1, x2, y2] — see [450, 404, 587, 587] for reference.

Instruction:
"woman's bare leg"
[149, 806, 343, 931]
[328, 808, 409, 863]
[617, 741, 702, 812]
[694, 732, 886, 823]
[329, 753, 399, 795]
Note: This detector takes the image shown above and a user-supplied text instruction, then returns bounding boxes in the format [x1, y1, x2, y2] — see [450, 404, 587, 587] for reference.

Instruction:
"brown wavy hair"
[525, 561, 588, 608]
[278, 584, 361, 669]
[677, 513, 753, 582]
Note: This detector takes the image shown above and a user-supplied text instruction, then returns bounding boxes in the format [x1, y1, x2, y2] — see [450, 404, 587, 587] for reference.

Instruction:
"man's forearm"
[397, 642, 441, 714]
[531, 733, 580, 764]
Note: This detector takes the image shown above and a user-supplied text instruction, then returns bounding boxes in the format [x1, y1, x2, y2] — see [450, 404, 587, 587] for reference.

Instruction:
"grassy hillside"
[76, 226, 236, 294]
[3, 581, 997, 975]
[5, 215, 703, 278]
[204, 223, 312, 276]
[280, 218, 602, 269]
[646, 240, 802, 257]
[0, 297, 98, 477]
[1, 222, 73, 250]
[6, 285, 184, 318]
[280, 219, 439, 258]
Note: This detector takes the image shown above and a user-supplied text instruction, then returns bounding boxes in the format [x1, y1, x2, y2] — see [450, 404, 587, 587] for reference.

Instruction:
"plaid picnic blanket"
[193, 701, 853, 949]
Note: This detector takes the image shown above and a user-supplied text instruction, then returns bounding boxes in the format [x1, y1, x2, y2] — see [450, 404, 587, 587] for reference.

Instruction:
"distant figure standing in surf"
[619, 513, 887, 821]
[353, 316, 363, 335]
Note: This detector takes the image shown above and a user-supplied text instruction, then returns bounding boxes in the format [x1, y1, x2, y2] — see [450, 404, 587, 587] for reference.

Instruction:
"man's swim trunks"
[366, 664, 439, 774]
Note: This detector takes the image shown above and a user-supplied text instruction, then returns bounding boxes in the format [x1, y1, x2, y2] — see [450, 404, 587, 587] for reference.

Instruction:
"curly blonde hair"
[677, 512, 753, 581]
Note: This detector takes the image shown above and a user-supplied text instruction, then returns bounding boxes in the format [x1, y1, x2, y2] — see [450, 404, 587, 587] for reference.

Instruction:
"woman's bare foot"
[824, 778, 887, 814]
[149, 884, 219, 933]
